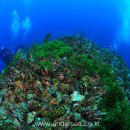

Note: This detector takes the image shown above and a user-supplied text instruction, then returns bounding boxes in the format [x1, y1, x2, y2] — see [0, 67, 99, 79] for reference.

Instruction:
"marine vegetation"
[0, 35, 130, 130]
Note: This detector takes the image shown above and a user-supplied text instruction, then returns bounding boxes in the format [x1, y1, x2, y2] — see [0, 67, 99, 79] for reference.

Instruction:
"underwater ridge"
[0, 35, 130, 130]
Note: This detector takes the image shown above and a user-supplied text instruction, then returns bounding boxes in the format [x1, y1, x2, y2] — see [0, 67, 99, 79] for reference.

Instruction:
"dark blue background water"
[0, 0, 130, 71]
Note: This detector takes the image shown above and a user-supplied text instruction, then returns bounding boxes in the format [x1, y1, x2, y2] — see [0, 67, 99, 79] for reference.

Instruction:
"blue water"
[0, 0, 130, 71]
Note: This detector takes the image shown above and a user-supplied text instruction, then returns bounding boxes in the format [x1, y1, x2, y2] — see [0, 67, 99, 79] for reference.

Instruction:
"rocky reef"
[0, 35, 130, 130]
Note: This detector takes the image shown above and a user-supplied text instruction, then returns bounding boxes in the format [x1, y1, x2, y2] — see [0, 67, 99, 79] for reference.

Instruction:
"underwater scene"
[0, 0, 130, 129]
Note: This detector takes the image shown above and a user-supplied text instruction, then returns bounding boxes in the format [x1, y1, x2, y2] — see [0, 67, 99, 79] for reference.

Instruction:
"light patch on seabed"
[113, 0, 130, 50]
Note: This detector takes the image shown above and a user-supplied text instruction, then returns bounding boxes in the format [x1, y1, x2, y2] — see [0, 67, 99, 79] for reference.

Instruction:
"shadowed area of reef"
[0, 35, 130, 130]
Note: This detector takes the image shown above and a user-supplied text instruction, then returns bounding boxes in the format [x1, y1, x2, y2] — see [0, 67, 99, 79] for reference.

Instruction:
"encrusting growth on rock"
[0, 35, 130, 130]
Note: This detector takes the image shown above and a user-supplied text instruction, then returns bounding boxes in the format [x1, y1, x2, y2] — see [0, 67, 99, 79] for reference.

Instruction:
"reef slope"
[0, 35, 130, 130]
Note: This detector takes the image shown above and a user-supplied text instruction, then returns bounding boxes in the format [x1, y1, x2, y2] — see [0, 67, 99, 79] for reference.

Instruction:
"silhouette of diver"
[0, 47, 13, 65]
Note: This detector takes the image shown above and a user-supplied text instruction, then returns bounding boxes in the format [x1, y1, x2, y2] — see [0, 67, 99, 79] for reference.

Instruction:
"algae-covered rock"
[71, 91, 85, 102]
[27, 111, 37, 125]
[0, 35, 129, 130]
[0, 108, 7, 120]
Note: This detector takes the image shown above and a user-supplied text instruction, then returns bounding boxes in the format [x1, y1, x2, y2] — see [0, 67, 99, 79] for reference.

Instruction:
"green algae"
[13, 49, 22, 61]
[30, 40, 72, 70]
[30, 40, 72, 59]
